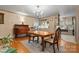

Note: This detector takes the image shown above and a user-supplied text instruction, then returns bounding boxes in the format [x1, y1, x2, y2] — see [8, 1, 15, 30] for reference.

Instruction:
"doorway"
[59, 16, 76, 43]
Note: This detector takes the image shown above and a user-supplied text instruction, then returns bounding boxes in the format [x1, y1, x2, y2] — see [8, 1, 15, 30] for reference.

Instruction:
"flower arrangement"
[2, 34, 13, 48]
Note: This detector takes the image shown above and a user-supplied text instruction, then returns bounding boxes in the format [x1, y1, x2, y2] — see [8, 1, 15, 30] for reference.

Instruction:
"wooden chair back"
[53, 27, 61, 43]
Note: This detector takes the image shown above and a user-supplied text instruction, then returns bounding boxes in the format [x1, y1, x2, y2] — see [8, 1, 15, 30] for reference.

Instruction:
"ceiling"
[0, 5, 77, 17]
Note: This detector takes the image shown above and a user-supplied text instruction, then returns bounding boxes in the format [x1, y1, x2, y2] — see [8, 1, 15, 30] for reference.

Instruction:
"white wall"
[0, 10, 35, 38]
[24, 16, 36, 27]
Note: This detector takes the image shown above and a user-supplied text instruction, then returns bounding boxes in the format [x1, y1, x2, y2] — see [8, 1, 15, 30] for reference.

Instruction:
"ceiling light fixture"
[33, 5, 44, 30]
[34, 5, 43, 19]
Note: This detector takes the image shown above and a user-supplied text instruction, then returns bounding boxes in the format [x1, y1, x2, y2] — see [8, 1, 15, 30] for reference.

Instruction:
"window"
[0, 13, 4, 24]
[33, 20, 49, 29]
[39, 21, 49, 28]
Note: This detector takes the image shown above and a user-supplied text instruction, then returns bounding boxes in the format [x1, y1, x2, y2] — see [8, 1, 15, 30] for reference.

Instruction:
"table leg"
[28, 36, 31, 43]
[37, 36, 39, 43]
[41, 37, 45, 51]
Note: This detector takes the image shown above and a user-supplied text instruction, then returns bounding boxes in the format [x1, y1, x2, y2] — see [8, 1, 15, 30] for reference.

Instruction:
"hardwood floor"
[11, 37, 30, 53]
[60, 40, 79, 53]
[12, 37, 79, 53]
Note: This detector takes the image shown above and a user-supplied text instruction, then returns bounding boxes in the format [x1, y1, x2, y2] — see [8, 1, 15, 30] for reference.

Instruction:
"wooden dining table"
[28, 30, 54, 51]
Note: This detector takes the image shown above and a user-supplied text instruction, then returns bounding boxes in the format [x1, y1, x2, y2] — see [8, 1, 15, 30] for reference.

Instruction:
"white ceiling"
[0, 5, 77, 17]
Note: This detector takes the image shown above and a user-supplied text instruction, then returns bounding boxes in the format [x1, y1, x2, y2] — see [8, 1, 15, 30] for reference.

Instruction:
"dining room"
[0, 5, 79, 53]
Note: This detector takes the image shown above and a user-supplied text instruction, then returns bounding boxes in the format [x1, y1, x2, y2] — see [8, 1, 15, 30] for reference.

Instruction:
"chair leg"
[44, 41, 46, 48]
[52, 44, 55, 53]
[28, 36, 31, 43]
[57, 43, 59, 51]
[37, 36, 39, 43]
[32, 36, 35, 42]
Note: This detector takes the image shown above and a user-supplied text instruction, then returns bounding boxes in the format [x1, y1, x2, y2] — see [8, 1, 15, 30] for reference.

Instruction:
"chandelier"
[34, 5, 43, 19]
[33, 5, 43, 30]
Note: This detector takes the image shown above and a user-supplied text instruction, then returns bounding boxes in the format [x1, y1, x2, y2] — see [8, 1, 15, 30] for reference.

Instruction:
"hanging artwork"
[0, 13, 4, 24]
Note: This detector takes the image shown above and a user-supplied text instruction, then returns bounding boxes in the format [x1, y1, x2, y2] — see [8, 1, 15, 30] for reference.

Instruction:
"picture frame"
[0, 13, 4, 24]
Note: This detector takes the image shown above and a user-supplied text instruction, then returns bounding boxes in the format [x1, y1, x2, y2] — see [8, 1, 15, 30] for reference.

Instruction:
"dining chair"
[43, 27, 61, 53]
